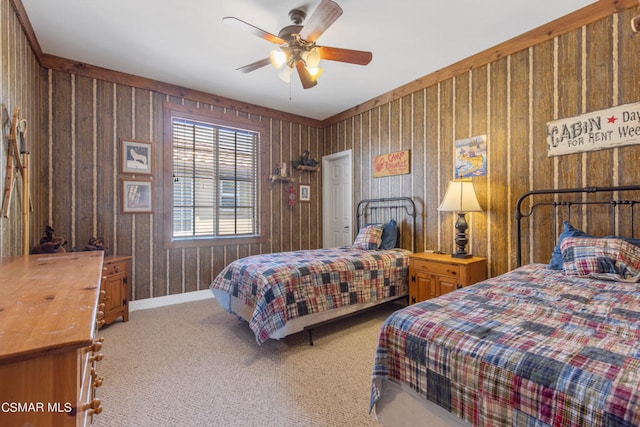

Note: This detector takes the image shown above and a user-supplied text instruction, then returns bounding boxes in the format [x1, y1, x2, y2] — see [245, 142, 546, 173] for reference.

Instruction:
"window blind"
[171, 117, 259, 238]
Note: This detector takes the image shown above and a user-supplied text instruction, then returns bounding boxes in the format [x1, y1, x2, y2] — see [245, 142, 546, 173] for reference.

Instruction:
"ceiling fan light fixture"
[278, 65, 293, 83]
[305, 48, 321, 68]
[270, 49, 287, 69]
[226, 0, 372, 90]
[306, 66, 323, 79]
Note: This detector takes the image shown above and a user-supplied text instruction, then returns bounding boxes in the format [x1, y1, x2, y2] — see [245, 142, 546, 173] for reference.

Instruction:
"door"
[322, 150, 353, 248]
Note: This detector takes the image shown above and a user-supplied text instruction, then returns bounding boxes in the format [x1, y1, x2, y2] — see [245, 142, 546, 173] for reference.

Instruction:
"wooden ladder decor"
[2, 106, 32, 255]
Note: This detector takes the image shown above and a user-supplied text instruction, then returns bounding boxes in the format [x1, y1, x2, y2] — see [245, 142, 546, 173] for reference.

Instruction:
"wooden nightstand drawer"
[103, 260, 127, 276]
[413, 260, 460, 278]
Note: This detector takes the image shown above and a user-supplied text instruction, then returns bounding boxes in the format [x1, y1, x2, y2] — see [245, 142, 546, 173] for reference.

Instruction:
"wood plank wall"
[323, 7, 640, 278]
[0, 0, 42, 256]
[4, 0, 640, 300]
[3, 0, 325, 301]
[40, 74, 323, 300]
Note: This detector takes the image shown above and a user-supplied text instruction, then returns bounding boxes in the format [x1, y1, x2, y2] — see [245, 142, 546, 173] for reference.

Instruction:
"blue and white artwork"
[455, 135, 487, 178]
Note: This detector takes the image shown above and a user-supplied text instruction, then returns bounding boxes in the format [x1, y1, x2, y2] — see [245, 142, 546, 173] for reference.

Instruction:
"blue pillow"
[379, 219, 398, 250]
[549, 221, 592, 270]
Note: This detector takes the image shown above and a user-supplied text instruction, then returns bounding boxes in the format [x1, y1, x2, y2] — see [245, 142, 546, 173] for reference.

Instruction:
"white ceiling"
[22, 0, 594, 121]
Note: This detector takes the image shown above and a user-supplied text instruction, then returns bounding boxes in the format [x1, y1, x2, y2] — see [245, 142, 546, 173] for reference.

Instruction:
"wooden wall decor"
[546, 100, 640, 156]
[372, 149, 411, 178]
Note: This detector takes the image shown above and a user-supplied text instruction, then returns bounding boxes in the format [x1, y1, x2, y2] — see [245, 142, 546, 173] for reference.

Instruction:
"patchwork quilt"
[371, 263, 640, 426]
[210, 247, 410, 344]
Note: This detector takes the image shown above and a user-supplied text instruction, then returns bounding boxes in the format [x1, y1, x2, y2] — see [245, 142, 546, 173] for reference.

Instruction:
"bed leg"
[308, 329, 314, 346]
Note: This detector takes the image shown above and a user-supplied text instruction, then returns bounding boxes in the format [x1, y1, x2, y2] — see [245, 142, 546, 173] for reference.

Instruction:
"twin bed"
[371, 185, 640, 426]
[209, 197, 416, 345]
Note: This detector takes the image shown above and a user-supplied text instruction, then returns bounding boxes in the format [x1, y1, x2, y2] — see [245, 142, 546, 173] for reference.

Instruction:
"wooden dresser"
[0, 251, 105, 426]
[409, 252, 487, 304]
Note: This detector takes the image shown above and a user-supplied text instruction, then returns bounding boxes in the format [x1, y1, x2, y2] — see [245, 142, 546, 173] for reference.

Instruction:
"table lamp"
[438, 179, 482, 258]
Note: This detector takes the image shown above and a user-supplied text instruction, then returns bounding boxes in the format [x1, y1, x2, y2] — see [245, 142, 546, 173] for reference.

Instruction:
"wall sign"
[455, 135, 487, 178]
[373, 149, 410, 178]
[546, 101, 640, 156]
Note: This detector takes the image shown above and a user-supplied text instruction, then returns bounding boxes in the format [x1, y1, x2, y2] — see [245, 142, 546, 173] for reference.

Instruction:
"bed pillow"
[560, 237, 640, 279]
[379, 219, 398, 250]
[352, 224, 383, 250]
[560, 237, 621, 276]
[548, 221, 592, 270]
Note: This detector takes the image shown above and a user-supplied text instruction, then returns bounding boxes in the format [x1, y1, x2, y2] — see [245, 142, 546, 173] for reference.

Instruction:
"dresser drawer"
[412, 260, 460, 278]
[103, 260, 128, 276]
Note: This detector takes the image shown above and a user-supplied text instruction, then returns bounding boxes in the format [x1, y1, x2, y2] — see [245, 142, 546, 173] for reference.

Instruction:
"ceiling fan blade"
[223, 17, 285, 45]
[318, 46, 372, 65]
[299, 0, 343, 42]
[295, 61, 318, 89]
[237, 57, 271, 73]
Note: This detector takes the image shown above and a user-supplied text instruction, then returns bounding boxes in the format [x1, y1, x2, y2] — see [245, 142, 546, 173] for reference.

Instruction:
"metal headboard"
[356, 197, 417, 252]
[515, 185, 640, 267]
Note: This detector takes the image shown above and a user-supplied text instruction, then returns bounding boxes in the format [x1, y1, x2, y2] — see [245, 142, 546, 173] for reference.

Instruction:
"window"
[168, 109, 260, 242]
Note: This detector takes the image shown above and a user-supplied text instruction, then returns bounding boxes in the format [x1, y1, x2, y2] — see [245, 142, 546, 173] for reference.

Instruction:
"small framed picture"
[121, 138, 152, 174]
[121, 179, 153, 214]
[299, 184, 311, 202]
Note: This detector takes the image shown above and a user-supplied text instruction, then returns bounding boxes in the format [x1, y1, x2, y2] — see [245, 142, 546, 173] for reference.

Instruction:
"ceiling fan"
[223, 0, 373, 89]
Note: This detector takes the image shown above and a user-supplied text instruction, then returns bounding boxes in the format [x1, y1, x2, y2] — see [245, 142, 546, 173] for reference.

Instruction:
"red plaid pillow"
[352, 224, 383, 250]
[560, 237, 640, 278]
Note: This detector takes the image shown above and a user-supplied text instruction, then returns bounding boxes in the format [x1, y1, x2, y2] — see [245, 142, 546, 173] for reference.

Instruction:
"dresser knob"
[96, 311, 104, 320]
[88, 342, 103, 352]
[90, 353, 104, 363]
[96, 320, 105, 328]
[90, 368, 104, 387]
[81, 398, 101, 412]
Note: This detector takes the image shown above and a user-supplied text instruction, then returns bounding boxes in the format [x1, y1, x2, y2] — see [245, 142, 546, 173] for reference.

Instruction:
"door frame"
[322, 150, 353, 248]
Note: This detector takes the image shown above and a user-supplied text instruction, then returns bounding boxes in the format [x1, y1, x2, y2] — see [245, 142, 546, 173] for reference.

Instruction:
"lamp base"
[451, 253, 473, 259]
[452, 212, 473, 259]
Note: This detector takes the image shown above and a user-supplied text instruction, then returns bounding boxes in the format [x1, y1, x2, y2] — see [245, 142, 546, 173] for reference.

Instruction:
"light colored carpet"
[94, 297, 405, 427]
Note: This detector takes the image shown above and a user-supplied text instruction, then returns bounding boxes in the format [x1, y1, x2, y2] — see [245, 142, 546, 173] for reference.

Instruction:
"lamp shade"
[438, 180, 482, 213]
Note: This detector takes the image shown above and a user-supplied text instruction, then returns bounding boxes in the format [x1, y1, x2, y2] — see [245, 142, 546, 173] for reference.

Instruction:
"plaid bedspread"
[210, 247, 410, 344]
[371, 263, 640, 426]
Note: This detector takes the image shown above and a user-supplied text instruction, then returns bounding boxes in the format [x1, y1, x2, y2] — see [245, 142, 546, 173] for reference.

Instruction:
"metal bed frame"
[304, 196, 417, 345]
[356, 196, 417, 252]
[515, 185, 640, 267]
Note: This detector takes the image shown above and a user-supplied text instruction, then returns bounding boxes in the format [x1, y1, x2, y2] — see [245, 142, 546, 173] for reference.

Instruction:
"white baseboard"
[129, 289, 214, 312]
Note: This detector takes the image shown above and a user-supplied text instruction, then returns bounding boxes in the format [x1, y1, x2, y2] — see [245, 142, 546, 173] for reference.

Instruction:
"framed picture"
[121, 179, 153, 213]
[299, 184, 311, 202]
[121, 138, 152, 174]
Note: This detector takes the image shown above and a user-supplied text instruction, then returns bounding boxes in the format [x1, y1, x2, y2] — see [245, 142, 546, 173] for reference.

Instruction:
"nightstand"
[99, 255, 131, 327]
[409, 252, 487, 304]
